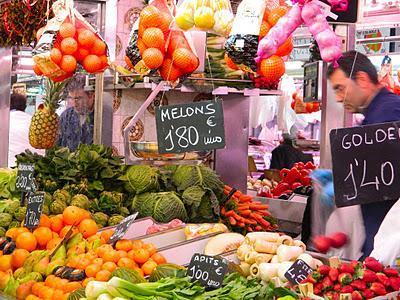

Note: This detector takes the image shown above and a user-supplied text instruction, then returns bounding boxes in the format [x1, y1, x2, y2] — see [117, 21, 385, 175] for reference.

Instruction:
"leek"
[85, 281, 108, 299]
[97, 294, 113, 300]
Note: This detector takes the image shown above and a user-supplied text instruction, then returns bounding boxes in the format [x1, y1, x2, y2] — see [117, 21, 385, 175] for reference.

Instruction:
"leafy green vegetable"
[125, 165, 160, 194]
[182, 186, 220, 223]
[0, 168, 17, 199]
[111, 267, 146, 283]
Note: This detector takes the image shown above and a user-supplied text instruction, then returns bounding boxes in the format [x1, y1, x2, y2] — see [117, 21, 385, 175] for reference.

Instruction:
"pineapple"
[29, 79, 70, 149]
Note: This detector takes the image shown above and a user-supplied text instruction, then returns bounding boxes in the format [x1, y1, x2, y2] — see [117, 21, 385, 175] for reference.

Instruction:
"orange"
[16, 232, 37, 252]
[75, 47, 89, 62]
[275, 37, 293, 57]
[96, 269, 111, 281]
[50, 216, 64, 233]
[76, 257, 91, 270]
[142, 48, 164, 69]
[59, 22, 76, 38]
[139, 6, 162, 29]
[115, 240, 132, 252]
[151, 252, 166, 265]
[82, 55, 102, 73]
[5, 228, 19, 240]
[63, 206, 83, 226]
[91, 39, 107, 56]
[131, 240, 144, 250]
[52, 289, 65, 299]
[92, 258, 103, 266]
[11, 249, 29, 269]
[39, 215, 51, 228]
[82, 277, 95, 288]
[125, 56, 134, 69]
[143, 243, 157, 256]
[33, 64, 43, 76]
[33, 227, 53, 247]
[15, 227, 29, 238]
[159, 58, 181, 81]
[31, 282, 45, 295]
[137, 38, 146, 55]
[78, 219, 98, 238]
[102, 250, 118, 263]
[224, 53, 238, 70]
[36, 27, 45, 41]
[46, 238, 62, 250]
[52, 232, 59, 239]
[99, 230, 114, 243]
[158, 12, 172, 35]
[259, 55, 285, 82]
[101, 261, 117, 273]
[45, 275, 57, 287]
[78, 29, 96, 48]
[0, 255, 12, 271]
[59, 226, 78, 238]
[117, 257, 135, 269]
[259, 21, 271, 39]
[267, 6, 288, 26]
[134, 267, 144, 277]
[26, 295, 40, 300]
[85, 263, 101, 277]
[172, 48, 196, 71]
[80, 209, 92, 221]
[115, 250, 128, 261]
[142, 28, 165, 51]
[60, 37, 78, 55]
[96, 244, 113, 257]
[51, 72, 73, 82]
[132, 248, 150, 264]
[141, 260, 157, 275]
[99, 55, 108, 68]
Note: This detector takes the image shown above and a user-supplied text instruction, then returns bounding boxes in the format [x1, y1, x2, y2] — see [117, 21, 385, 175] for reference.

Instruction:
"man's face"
[67, 89, 94, 115]
[329, 68, 368, 113]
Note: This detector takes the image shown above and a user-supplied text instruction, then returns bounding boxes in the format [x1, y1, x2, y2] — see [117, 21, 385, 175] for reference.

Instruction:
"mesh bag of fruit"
[32, 0, 109, 81]
[132, 0, 174, 74]
[224, 0, 266, 73]
[174, 0, 234, 37]
[159, 29, 199, 82]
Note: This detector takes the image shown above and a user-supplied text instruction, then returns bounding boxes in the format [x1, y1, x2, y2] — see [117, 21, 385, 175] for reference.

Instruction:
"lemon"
[194, 6, 215, 29]
[175, 8, 195, 30]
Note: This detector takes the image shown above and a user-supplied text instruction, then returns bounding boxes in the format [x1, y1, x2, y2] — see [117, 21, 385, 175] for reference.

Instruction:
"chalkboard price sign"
[330, 122, 400, 207]
[108, 213, 138, 244]
[284, 259, 313, 285]
[187, 253, 228, 289]
[24, 192, 45, 229]
[16, 163, 36, 192]
[155, 100, 225, 154]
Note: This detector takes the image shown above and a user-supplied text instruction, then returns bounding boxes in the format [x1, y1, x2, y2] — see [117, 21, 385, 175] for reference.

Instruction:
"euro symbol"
[206, 116, 216, 127]
[215, 267, 223, 275]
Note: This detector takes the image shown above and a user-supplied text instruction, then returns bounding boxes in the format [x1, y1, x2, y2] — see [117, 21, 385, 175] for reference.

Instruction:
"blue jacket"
[360, 88, 400, 258]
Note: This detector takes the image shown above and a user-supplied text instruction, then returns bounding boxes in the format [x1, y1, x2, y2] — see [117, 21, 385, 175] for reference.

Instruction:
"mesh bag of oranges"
[128, 0, 174, 74]
[32, 0, 109, 82]
[174, 0, 234, 37]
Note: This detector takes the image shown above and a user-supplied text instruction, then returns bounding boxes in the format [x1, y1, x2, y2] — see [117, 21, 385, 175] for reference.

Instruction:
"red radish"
[329, 232, 348, 248]
[312, 235, 332, 253]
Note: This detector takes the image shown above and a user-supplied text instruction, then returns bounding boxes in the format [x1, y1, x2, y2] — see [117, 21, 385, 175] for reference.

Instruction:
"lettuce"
[125, 165, 160, 194]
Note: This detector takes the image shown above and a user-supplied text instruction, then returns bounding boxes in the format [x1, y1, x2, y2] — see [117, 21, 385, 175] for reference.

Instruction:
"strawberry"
[351, 279, 366, 290]
[376, 272, 390, 287]
[339, 263, 355, 275]
[340, 285, 354, 293]
[370, 282, 387, 296]
[318, 264, 331, 275]
[362, 289, 375, 299]
[329, 268, 339, 281]
[351, 291, 363, 300]
[322, 276, 333, 291]
[350, 260, 362, 268]
[362, 269, 378, 283]
[389, 277, 400, 291]
[314, 282, 323, 295]
[333, 283, 341, 291]
[338, 273, 353, 285]
[302, 271, 323, 284]
[384, 267, 399, 277]
[332, 293, 339, 300]
[364, 257, 384, 272]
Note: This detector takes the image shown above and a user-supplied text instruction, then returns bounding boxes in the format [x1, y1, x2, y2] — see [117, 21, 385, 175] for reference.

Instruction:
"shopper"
[57, 74, 94, 151]
[327, 50, 400, 258]
[8, 94, 44, 167]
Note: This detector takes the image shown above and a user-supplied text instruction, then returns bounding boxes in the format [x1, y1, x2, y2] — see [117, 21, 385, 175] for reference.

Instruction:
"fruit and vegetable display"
[221, 186, 278, 234]
[236, 232, 322, 287]
[175, 0, 234, 37]
[291, 92, 320, 114]
[32, 0, 109, 81]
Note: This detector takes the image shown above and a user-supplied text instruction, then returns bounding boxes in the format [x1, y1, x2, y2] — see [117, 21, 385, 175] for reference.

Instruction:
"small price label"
[187, 253, 228, 289]
[24, 192, 45, 229]
[108, 213, 138, 244]
[16, 163, 36, 192]
[284, 259, 313, 285]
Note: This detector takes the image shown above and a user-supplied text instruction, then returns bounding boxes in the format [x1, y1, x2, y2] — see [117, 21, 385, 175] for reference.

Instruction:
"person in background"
[8, 94, 44, 167]
[269, 133, 313, 170]
[327, 50, 400, 258]
[57, 74, 94, 151]
[378, 55, 395, 92]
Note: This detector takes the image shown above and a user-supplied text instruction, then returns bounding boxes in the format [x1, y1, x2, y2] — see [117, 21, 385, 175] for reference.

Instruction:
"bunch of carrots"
[221, 186, 278, 234]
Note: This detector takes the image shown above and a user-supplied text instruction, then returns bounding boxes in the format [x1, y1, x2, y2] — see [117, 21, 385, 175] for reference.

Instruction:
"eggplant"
[53, 266, 86, 281]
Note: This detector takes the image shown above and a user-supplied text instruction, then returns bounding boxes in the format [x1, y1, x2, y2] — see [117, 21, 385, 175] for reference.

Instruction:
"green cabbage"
[153, 192, 188, 223]
[131, 193, 151, 213]
[139, 193, 159, 217]
[125, 165, 160, 194]
[182, 186, 220, 223]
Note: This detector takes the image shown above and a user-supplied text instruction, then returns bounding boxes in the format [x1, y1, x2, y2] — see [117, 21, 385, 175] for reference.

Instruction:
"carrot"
[258, 210, 271, 216]
[233, 191, 242, 198]
[225, 210, 234, 217]
[251, 201, 262, 204]
[249, 212, 264, 220]
[258, 218, 271, 229]
[232, 211, 245, 222]
[239, 195, 253, 202]
[249, 204, 269, 210]
[239, 210, 251, 217]
[237, 222, 245, 228]
[224, 185, 232, 191]
[221, 207, 226, 215]
[237, 205, 249, 210]
[242, 218, 257, 225]
[228, 217, 237, 226]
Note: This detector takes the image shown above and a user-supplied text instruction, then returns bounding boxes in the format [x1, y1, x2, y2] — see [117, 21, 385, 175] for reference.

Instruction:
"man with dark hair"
[327, 50, 400, 258]
[57, 74, 94, 151]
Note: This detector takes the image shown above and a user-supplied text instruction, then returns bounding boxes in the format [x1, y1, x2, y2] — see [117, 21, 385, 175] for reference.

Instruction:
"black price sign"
[285, 259, 313, 285]
[320, 0, 358, 23]
[155, 100, 225, 154]
[24, 192, 45, 229]
[330, 122, 400, 207]
[108, 213, 138, 244]
[16, 163, 36, 192]
[187, 253, 228, 289]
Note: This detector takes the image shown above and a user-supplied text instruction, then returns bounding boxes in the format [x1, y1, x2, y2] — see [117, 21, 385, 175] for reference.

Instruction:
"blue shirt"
[360, 88, 400, 258]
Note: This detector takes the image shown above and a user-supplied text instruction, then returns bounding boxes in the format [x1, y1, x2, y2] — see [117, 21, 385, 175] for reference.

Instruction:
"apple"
[329, 232, 348, 248]
[312, 235, 332, 253]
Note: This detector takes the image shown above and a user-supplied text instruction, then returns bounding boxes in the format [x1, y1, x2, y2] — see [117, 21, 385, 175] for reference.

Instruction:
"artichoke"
[97, 191, 124, 214]
[50, 200, 67, 215]
[44, 192, 53, 207]
[70, 194, 90, 210]
[8, 220, 20, 228]
[0, 227, 6, 236]
[44, 179, 58, 194]
[120, 207, 130, 217]
[92, 212, 109, 228]
[0, 213, 13, 227]
[53, 189, 71, 205]
[14, 207, 27, 222]
[42, 204, 50, 216]
[3, 199, 20, 214]
[108, 215, 124, 226]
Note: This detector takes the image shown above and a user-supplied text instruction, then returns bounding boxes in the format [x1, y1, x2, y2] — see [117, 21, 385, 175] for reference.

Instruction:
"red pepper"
[300, 169, 310, 177]
[272, 182, 290, 196]
[279, 168, 290, 179]
[305, 161, 316, 170]
[284, 168, 301, 184]
[295, 162, 305, 170]
[300, 176, 311, 186]
[291, 182, 302, 190]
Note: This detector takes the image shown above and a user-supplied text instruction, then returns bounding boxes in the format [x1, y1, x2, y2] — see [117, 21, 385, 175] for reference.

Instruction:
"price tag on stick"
[187, 253, 228, 290]
[108, 213, 138, 245]
[24, 192, 45, 229]
[284, 259, 313, 285]
[16, 163, 35, 192]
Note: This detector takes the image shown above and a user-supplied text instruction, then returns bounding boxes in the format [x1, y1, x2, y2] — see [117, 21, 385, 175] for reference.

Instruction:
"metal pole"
[356, 35, 400, 44]
[93, 73, 104, 144]
[0, 48, 12, 167]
